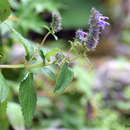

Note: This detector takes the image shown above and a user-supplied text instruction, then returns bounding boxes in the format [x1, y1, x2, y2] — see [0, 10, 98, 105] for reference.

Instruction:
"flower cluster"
[55, 52, 65, 64]
[75, 29, 88, 44]
[75, 8, 110, 50]
[51, 12, 62, 33]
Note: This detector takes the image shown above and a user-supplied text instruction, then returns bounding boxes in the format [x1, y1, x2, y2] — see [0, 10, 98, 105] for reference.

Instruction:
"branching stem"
[29, 31, 51, 63]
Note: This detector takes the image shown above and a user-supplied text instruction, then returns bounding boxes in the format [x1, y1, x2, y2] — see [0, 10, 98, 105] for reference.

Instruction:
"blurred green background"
[1, 0, 130, 130]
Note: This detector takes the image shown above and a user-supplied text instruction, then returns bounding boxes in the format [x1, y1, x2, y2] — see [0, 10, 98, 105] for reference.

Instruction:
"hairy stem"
[0, 62, 50, 69]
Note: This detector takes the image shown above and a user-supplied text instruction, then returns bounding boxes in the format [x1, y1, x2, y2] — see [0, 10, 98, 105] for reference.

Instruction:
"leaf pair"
[19, 62, 74, 126]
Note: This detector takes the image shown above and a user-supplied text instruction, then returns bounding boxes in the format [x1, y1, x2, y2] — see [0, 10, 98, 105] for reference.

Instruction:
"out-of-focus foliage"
[9, 0, 102, 34]
[7, 102, 25, 130]
[0, 72, 9, 103]
[122, 30, 130, 45]
[10, 0, 62, 35]
[61, 0, 102, 29]
[0, 0, 11, 22]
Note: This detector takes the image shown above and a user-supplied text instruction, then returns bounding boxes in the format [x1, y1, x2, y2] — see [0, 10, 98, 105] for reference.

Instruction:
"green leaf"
[39, 49, 45, 64]
[0, 0, 11, 22]
[41, 66, 56, 81]
[0, 72, 9, 103]
[7, 102, 25, 130]
[54, 62, 74, 93]
[30, 65, 56, 81]
[45, 48, 61, 61]
[0, 101, 9, 130]
[19, 73, 37, 126]
[73, 65, 94, 97]
[9, 26, 34, 60]
[43, 25, 50, 32]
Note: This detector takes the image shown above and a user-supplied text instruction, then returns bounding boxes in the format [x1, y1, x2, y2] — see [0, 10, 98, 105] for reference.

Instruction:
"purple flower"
[74, 8, 110, 51]
[75, 29, 88, 44]
[87, 8, 110, 50]
[98, 16, 110, 30]
[89, 8, 110, 29]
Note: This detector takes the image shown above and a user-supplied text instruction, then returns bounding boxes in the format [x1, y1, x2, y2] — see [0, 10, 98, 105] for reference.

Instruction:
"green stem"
[0, 64, 24, 69]
[29, 31, 51, 62]
[40, 32, 51, 46]
[70, 55, 81, 62]
[0, 62, 50, 69]
[27, 63, 46, 68]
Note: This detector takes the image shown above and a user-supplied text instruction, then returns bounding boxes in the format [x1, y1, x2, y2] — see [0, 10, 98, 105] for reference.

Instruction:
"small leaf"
[0, 72, 9, 103]
[7, 102, 25, 130]
[19, 73, 37, 126]
[45, 48, 61, 61]
[39, 49, 45, 64]
[0, 0, 11, 22]
[43, 25, 50, 32]
[30, 65, 56, 81]
[54, 62, 74, 93]
[52, 34, 58, 40]
[8, 26, 34, 60]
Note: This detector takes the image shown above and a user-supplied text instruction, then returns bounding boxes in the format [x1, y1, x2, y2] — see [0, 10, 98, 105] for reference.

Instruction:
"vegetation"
[0, 0, 130, 130]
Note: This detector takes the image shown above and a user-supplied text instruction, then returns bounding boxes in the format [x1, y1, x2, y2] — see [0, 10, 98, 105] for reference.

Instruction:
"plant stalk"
[40, 32, 51, 46]
[0, 62, 50, 69]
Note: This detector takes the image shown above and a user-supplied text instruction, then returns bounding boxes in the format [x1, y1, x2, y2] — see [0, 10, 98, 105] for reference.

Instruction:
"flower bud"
[75, 29, 88, 44]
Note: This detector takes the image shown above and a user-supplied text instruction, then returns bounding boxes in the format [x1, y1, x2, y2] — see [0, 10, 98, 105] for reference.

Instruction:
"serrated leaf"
[7, 102, 25, 130]
[54, 62, 74, 93]
[19, 73, 37, 126]
[0, 0, 11, 22]
[0, 72, 9, 103]
[9, 26, 34, 60]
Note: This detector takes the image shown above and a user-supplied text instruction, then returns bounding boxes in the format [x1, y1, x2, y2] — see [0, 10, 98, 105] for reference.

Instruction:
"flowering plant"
[0, 0, 110, 127]
[73, 8, 110, 52]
